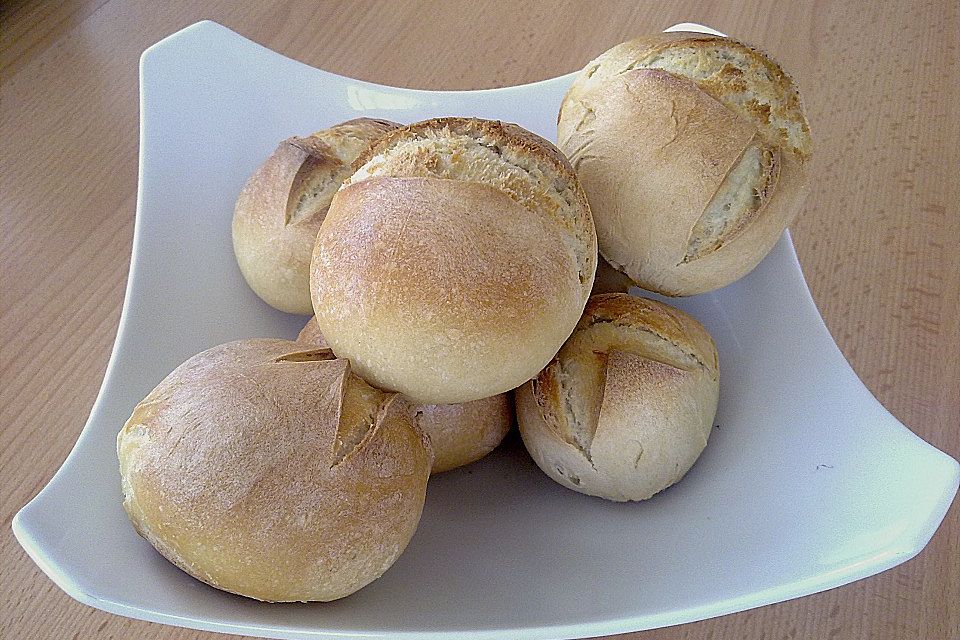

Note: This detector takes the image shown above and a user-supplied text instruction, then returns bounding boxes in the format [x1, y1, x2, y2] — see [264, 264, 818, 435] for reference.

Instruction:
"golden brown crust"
[564, 32, 811, 158]
[117, 339, 431, 602]
[349, 117, 597, 287]
[413, 396, 514, 474]
[232, 118, 398, 314]
[559, 35, 810, 296]
[517, 294, 719, 501]
[579, 294, 719, 376]
[642, 34, 810, 158]
[312, 117, 597, 404]
[356, 117, 582, 192]
[311, 173, 589, 404]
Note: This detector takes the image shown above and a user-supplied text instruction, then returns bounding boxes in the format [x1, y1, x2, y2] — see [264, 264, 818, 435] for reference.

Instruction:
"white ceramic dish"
[13, 20, 958, 640]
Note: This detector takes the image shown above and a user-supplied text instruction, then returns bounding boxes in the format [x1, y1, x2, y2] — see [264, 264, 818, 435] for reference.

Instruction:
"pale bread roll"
[516, 294, 719, 501]
[558, 32, 811, 296]
[298, 317, 513, 474]
[412, 401, 513, 473]
[233, 118, 398, 313]
[117, 339, 431, 602]
[311, 117, 597, 404]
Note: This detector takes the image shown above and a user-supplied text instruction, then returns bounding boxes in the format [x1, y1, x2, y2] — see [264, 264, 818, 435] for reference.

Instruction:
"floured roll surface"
[117, 339, 431, 602]
[298, 316, 513, 474]
[232, 118, 398, 313]
[311, 117, 597, 404]
[516, 294, 719, 501]
[559, 32, 811, 296]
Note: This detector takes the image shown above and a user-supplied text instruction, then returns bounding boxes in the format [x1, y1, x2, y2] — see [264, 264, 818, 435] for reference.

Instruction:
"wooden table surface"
[2, 1, 958, 638]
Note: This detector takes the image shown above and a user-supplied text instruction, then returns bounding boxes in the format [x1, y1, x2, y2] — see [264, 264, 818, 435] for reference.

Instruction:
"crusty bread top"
[531, 294, 718, 461]
[575, 294, 719, 374]
[559, 45, 809, 292]
[569, 32, 811, 159]
[311, 118, 398, 164]
[352, 118, 579, 190]
[239, 118, 398, 230]
[272, 344, 399, 467]
[280, 118, 398, 226]
[118, 341, 428, 502]
[347, 117, 596, 285]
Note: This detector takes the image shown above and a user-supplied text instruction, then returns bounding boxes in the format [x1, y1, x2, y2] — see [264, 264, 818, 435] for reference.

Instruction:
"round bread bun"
[311, 117, 597, 404]
[516, 294, 719, 501]
[117, 339, 431, 602]
[233, 118, 398, 314]
[558, 32, 812, 296]
[298, 316, 514, 474]
[413, 400, 513, 473]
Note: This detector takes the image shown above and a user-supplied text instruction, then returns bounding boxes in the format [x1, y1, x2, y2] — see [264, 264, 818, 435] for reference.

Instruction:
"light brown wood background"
[2, 1, 958, 638]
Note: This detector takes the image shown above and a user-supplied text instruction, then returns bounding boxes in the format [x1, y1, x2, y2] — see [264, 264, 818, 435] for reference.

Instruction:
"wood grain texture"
[1, 1, 957, 638]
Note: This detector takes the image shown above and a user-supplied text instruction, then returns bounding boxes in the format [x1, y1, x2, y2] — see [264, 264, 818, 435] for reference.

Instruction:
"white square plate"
[13, 21, 959, 640]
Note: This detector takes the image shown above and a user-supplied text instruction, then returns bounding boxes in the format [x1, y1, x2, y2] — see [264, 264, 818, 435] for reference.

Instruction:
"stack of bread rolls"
[118, 31, 809, 602]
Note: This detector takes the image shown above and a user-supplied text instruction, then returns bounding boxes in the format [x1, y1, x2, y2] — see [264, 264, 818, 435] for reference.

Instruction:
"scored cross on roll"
[233, 118, 399, 314]
[516, 294, 720, 502]
[117, 340, 431, 602]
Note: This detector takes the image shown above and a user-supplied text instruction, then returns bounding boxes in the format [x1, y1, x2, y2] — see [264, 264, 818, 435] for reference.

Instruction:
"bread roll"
[516, 294, 719, 501]
[117, 339, 431, 602]
[233, 118, 398, 313]
[558, 33, 811, 296]
[298, 317, 513, 474]
[412, 400, 513, 473]
[311, 117, 597, 404]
